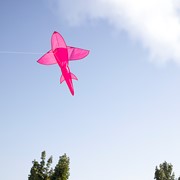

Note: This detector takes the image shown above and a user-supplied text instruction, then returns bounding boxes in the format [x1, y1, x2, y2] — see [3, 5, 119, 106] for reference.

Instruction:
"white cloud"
[53, 0, 180, 64]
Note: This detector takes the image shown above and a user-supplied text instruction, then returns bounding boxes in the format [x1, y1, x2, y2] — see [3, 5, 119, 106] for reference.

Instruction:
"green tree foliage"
[154, 161, 175, 180]
[51, 154, 70, 180]
[28, 151, 70, 180]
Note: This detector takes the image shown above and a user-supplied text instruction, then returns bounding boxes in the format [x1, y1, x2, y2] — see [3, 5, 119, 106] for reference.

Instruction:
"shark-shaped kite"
[37, 31, 89, 96]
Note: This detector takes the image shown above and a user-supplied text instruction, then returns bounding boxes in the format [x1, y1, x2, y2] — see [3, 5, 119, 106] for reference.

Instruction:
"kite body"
[37, 31, 89, 95]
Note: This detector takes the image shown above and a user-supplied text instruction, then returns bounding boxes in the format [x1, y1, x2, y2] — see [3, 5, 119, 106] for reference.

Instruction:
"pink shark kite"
[37, 31, 89, 96]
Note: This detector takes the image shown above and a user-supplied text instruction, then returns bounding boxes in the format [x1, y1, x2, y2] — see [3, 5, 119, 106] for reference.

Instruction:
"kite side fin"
[71, 73, 78, 81]
[67, 46, 89, 61]
[37, 50, 57, 65]
[60, 75, 65, 84]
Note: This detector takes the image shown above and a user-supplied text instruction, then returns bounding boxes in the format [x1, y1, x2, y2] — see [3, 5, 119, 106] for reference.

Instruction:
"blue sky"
[1, 0, 180, 180]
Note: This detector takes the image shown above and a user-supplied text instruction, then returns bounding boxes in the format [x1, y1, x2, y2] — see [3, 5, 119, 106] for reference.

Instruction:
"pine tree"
[28, 151, 70, 180]
[154, 161, 175, 180]
[28, 151, 53, 180]
[51, 154, 70, 180]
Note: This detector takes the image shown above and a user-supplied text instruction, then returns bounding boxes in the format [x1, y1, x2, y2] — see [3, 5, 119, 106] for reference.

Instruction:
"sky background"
[1, 0, 180, 179]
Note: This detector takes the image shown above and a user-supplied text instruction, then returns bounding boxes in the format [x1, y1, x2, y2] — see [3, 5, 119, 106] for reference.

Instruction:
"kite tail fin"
[60, 73, 78, 84]
[60, 75, 65, 84]
[71, 73, 78, 81]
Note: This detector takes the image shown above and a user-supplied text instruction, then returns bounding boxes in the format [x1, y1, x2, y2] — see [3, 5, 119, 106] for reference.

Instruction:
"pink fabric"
[60, 75, 65, 83]
[70, 73, 78, 80]
[51, 31, 66, 51]
[37, 50, 57, 65]
[68, 47, 90, 60]
[37, 31, 90, 95]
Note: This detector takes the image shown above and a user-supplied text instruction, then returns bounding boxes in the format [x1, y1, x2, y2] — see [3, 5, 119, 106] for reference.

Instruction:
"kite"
[37, 31, 89, 96]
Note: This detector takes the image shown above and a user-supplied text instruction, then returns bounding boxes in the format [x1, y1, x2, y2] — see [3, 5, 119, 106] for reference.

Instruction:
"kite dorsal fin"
[60, 75, 65, 84]
[71, 73, 78, 81]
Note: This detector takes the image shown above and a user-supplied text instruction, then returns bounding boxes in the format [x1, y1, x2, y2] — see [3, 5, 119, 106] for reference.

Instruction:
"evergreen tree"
[154, 161, 175, 180]
[28, 151, 69, 180]
[51, 154, 70, 180]
[29, 151, 53, 180]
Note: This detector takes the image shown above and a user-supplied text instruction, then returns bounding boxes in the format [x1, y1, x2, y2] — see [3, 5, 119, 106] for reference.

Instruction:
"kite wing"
[37, 50, 57, 65]
[68, 46, 89, 61]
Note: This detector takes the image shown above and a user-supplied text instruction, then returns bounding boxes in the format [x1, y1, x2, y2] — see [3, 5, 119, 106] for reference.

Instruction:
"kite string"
[0, 51, 44, 55]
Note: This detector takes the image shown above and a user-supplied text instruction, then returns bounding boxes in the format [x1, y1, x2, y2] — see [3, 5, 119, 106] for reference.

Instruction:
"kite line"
[0, 51, 44, 55]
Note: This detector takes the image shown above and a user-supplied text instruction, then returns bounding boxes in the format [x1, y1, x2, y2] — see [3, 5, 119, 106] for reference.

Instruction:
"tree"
[51, 154, 70, 180]
[29, 151, 53, 180]
[154, 161, 175, 180]
[28, 151, 70, 180]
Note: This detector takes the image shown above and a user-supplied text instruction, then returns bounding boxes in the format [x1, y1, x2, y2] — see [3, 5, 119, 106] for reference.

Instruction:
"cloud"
[53, 0, 180, 64]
